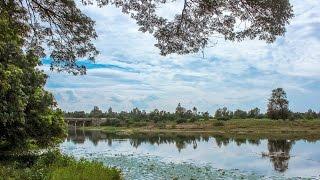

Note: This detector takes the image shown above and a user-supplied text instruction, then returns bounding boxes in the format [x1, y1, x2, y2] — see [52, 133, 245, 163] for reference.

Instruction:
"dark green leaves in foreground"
[0, 17, 66, 151]
[2, 0, 293, 74]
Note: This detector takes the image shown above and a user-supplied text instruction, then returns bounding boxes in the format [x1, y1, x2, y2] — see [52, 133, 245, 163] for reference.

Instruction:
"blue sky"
[43, 0, 320, 113]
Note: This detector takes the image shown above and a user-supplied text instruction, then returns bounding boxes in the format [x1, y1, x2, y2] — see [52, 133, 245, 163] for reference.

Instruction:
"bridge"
[64, 118, 106, 127]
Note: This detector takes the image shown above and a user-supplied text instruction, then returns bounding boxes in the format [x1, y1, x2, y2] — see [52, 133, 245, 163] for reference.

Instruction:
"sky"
[44, 0, 320, 113]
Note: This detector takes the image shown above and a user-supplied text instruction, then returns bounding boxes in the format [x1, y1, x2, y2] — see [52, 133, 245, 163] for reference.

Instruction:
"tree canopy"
[2, 0, 294, 74]
[0, 15, 66, 151]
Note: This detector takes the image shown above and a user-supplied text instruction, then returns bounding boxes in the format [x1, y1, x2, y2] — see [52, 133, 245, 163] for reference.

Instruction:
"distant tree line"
[64, 103, 211, 126]
[64, 88, 320, 125]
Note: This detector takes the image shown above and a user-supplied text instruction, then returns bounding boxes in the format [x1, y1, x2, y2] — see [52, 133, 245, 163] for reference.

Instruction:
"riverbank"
[81, 119, 320, 140]
[0, 151, 121, 180]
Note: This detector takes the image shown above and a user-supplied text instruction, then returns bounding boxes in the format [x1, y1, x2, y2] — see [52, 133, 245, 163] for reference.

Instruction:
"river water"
[60, 129, 320, 179]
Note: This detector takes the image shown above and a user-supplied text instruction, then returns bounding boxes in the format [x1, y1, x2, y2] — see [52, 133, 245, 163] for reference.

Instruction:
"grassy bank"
[82, 119, 320, 140]
[0, 151, 121, 180]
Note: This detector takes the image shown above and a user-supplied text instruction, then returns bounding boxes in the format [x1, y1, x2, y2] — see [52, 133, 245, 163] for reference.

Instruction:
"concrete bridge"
[64, 118, 106, 127]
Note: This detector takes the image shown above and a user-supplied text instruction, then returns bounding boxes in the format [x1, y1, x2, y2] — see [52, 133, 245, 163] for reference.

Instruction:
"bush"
[130, 121, 148, 127]
[100, 118, 122, 126]
[216, 117, 230, 121]
[176, 118, 187, 124]
[188, 117, 197, 123]
[0, 151, 121, 180]
[48, 159, 120, 180]
[155, 122, 166, 129]
[213, 121, 224, 126]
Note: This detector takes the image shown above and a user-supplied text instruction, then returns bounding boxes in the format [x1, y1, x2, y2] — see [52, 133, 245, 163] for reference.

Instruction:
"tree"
[175, 103, 186, 116]
[3, 0, 293, 74]
[150, 109, 160, 123]
[0, 16, 65, 150]
[1, 0, 98, 74]
[192, 107, 198, 115]
[233, 109, 247, 119]
[73, 111, 86, 118]
[267, 88, 289, 120]
[215, 107, 232, 120]
[106, 107, 114, 118]
[89, 106, 103, 118]
[202, 112, 210, 121]
[304, 109, 317, 120]
[248, 107, 261, 119]
[89, 0, 293, 56]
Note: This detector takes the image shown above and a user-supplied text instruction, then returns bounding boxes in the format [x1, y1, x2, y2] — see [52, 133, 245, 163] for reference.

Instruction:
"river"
[60, 129, 320, 179]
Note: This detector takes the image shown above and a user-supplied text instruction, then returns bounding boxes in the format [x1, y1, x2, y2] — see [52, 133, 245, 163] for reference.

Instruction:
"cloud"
[44, 0, 320, 113]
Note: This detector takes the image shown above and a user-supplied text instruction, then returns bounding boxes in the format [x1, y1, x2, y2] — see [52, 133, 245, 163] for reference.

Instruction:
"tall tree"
[90, 106, 103, 118]
[248, 107, 260, 118]
[215, 107, 232, 120]
[192, 106, 198, 115]
[304, 109, 318, 120]
[233, 109, 247, 119]
[2, 0, 293, 74]
[267, 88, 289, 120]
[107, 107, 114, 118]
[175, 103, 186, 115]
[0, 15, 65, 150]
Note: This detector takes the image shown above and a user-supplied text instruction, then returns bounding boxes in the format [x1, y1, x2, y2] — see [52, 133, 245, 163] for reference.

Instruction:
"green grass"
[49, 160, 120, 180]
[0, 151, 121, 180]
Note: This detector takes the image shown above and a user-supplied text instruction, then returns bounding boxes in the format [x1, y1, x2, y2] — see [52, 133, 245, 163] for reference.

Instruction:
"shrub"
[131, 121, 148, 127]
[155, 122, 166, 129]
[216, 117, 230, 121]
[101, 118, 122, 126]
[0, 151, 121, 180]
[176, 118, 187, 124]
[188, 117, 197, 123]
[213, 121, 224, 126]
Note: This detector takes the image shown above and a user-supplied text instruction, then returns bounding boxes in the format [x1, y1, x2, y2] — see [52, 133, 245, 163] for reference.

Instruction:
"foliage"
[65, 100, 320, 126]
[212, 121, 224, 127]
[248, 107, 261, 119]
[65, 88, 319, 124]
[233, 109, 247, 119]
[0, 0, 98, 74]
[83, 0, 293, 56]
[65, 103, 210, 124]
[0, 16, 66, 151]
[176, 117, 187, 124]
[0, 151, 121, 180]
[90, 106, 104, 118]
[267, 88, 290, 120]
[304, 109, 318, 120]
[2, 0, 293, 74]
[214, 107, 233, 121]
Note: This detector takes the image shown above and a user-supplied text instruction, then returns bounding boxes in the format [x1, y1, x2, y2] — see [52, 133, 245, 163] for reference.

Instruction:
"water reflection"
[66, 129, 320, 174]
[265, 140, 294, 173]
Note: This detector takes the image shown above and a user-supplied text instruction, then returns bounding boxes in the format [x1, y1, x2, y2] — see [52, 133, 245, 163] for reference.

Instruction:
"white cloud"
[45, 0, 320, 113]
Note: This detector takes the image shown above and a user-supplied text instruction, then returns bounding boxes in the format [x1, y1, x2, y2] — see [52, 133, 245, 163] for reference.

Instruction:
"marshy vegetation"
[0, 151, 120, 180]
